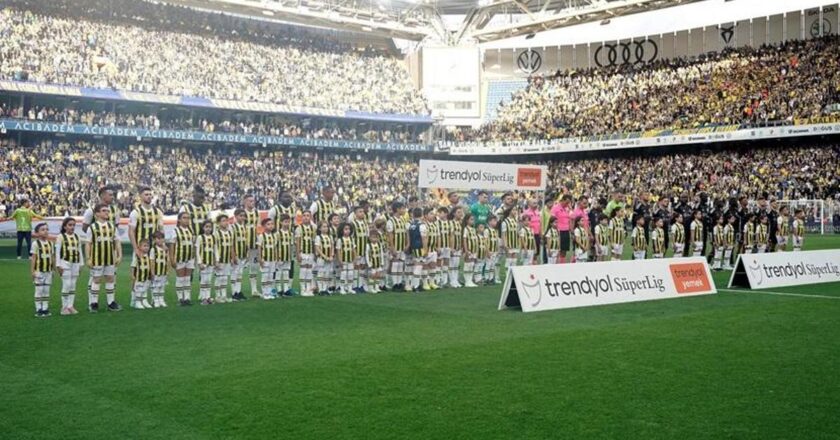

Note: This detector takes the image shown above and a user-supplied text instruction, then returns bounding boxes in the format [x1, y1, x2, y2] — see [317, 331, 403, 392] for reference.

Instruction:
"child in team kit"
[85, 204, 123, 312]
[475, 223, 489, 285]
[131, 239, 153, 309]
[500, 206, 520, 271]
[722, 214, 736, 270]
[670, 213, 685, 258]
[631, 216, 647, 260]
[573, 216, 590, 263]
[711, 215, 725, 270]
[593, 215, 609, 262]
[296, 211, 317, 297]
[366, 231, 386, 293]
[151, 231, 169, 307]
[690, 210, 704, 257]
[756, 214, 770, 253]
[314, 220, 336, 295]
[196, 220, 217, 305]
[214, 214, 236, 303]
[484, 215, 500, 284]
[609, 207, 626, 261]
[230, 209, 250, 301]
[776, 206, 790, 252]
[650, 218, 666, 259]
[257, 218, 279, 300]
[742, 213, 756, 254]
[56, 217, 82, 315]
[31, 223, 55, 317]
[518, 213, 536, 266]
[336, 223, 357, 294]
[792, 209, 806, 251]
[544, 217, 561, 263]
[169, 211, 195, 306]
[276, 214, 295, 296]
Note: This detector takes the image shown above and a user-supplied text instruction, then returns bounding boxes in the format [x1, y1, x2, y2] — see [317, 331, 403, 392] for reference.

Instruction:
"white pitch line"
[719, 288, 840, 300]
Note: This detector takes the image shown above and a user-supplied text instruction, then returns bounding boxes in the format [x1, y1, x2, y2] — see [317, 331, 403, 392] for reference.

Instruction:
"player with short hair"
[151, 231, 169, 308]
[690, 210, 704, 257]
[722, 214, 736, 270]
[241, 194, 261, 298]
[424, 207, 441, 290]
[631, 216, 647, 260]
[518, 213, 537, 266]
[461, 213, 479, 288]
[594, 215, 610, 262]
[792, 209, 806, 251]
[351, 206, 371, 293]
[670, 213, 685, 258]
[609, 207, 626, 261]
[84, 203, 122, 312]
[230, 209, 250, 301]
[742, 213, 756, 254]
[756, 214, 770, 253]
[129, 186, 163, 256]
[296, 210, 317, 297]
[650, 218, 666, 259]
[448, 206, 465, 288]
[485, 215, 500, 284]
[407, 207, 429, 291]
[214, 214, 235, 303]
[31, 223, 54, 317]
[366, 231, 386, 293]
[257, 218, 279, 300]
[500, 206, 520, 270]
[336, 222, 357, 295]
[168, 211, 195, 306]
[195, 219, 217, 305]
[276, 214, 295, 296]
[314, 220, 336, 295]
[56, 217, 82, 315]
[573, 216, 591, 263]
[179, 186, 212, 236]
[386, 202, 409, 291]
[131, 238, 153, 309]
[776, 206, 790, 252]
[711, 215, 725, 270]
[475, 223, 489, 284]
[437, 207, 453, 287]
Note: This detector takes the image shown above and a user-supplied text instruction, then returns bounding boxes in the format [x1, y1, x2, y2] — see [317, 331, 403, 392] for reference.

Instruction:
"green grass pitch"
[0, 235, 839, 439]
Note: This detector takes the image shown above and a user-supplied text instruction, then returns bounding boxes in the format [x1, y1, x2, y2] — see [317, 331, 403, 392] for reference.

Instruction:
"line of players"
[27, 188, 808, 317]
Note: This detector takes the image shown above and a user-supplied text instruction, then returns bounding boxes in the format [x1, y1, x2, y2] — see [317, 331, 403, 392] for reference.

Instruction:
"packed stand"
[0, 5, 428, 115]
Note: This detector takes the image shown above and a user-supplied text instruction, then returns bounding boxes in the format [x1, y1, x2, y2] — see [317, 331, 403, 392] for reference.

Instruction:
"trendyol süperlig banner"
[499, 257, 716, 313]
[728, 250, 840, 289]
[418, 159, 548, 191]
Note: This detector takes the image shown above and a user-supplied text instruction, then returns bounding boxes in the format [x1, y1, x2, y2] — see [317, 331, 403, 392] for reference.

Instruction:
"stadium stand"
[483, 80, 527, 122]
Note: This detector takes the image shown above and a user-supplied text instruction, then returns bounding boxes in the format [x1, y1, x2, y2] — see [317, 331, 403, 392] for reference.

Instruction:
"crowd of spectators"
[1, 138, 837, 219]
[0, 103, 425, 144]
[0, 4, 428, 115]
[458, 36, 840, 142]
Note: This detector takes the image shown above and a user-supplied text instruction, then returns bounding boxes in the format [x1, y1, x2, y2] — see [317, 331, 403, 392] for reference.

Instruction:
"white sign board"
[499, 258, 717, 313]
[418, 159, 548, 191]
[728, 250, 840, 289]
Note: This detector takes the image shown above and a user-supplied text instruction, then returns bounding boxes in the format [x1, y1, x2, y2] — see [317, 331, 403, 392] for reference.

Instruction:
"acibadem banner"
[499, 257, 716, 313]
[728, 250, 840, 289]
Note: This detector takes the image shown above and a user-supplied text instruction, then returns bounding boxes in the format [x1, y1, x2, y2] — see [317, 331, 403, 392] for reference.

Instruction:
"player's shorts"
[300, 253, 315, 266]
[151, 276, 167, 291]
[246, 249, 259, 265]
[673, 243, 684, 256]
[506, 248, 520, 258]
[90, 265, 116, 278]
[354, 256, 366, 266]
[652, 253, 664, 259]
[439, 247, 451, 259]
[633, 250, 646, 260]
[575, 248, 589, 262]
[57, 261, 81, 275]
[176, 260, 195, 270]
[261, 261, 277, 273]
[369, 268, 384, 279]
[276, 261, 292, 273]
[520, 250, 535, 264]
[33, 271, 52, 287]
[793, 236, 803, 249]
[559, 231, 571, 252]
[776, 236, 788, 246]
[215, 263, 232, 277]
[742, 246, 754, 254]
[756, 245, 767, 253]
[611, 244, 624, 256]
[596, 245, 609, 257]
[391, 251, 406, 261]
[426, 251, 438, 264]
[692, 241, 704, 255]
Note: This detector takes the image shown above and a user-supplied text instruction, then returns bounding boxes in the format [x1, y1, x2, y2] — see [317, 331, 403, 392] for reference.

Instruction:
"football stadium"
[1, 0, 839, 437]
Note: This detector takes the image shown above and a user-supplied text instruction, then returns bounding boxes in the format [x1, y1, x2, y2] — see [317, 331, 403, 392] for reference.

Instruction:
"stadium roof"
[158, 0, 705, 43]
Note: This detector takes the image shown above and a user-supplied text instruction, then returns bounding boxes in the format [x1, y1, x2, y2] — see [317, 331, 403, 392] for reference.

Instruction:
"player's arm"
[385, 220, 395, 253]
[128, 209, 139, 253]
[256, 235, 264, 265]
[114, 233, 122, 265]
[29, 241, 37, 278]
[295, 227, 302, 260]
[420, 224, 428, 253]
[195, 237, 203, 268]
[54, 237, 64, 275]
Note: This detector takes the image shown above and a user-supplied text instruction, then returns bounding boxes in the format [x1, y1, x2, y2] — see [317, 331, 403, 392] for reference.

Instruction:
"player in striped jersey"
[792, 209, 806, 251]
[436, 207, 453, 287]
[386, 202, 409, 291]
[518, 214, 537, 266]
[314, 220, 336, 295]
[631, 216, 647, 260]
[690, 210, 704, 257]
[424, 208, 441, 290]
[544, 217, 561, 263]
[448, 206, 465, 288]
[179, 186, 213, 236]
[711, 215, 726, 270]
[84, 204, 123, 312]
[56, 217, 82, 315]
[276, 214, 295, 296]
[484, 215, 501, 284]
[257, 218, 279, 300]
[336, 223, 357, 295]
[310, 186, 338, 225]
[722, 214, 736, 270]
[30, 223, 54, 317]
[407, 208, 429, 292]
[129, 186, 163, 258]
[462, 213, 480, 288]
[475, 223, 489, 285]
[650, 218, 666, 259]
[168, 211, 195, 306]
[271, 191, 299, 285]
[131, 239, 153, 309]
[670, 213, 686, 257]
[151, 231, 169, 308]
[296, 210, 317, 297]
[230, 209, 250, 301]
[196, 220, 217, 305]
[742, 213, 756, 254]
[242, 195, 261, 298]
[351, 206, 371, 293]
[500, 206, 520, 271]
[756, 214, 770, 253]
[609, 207, 626, 261]
[82, 187, 119, 298]
[366, 231, 386, 293]
[594, 215, 610, 262]
[214, 214, 236, 303]
[573, 217, 591, 263]
[776, 206, 790, 252]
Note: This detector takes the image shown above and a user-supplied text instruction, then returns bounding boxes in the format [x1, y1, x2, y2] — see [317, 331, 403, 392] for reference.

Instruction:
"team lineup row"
[27, 187, 809, 317]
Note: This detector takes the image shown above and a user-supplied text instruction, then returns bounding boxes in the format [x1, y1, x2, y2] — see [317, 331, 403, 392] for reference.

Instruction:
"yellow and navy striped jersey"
[463, 226, 480, 254]
[173, 227, 195, 263]
[502, 217, 518, 248]
[367, 242, 384, 269]
[316, 234, 334, 259]
[152, 245, 168, 277]
[594, 224, 609, 246]
[439, 219, 452, 248]
[296, 223, 316, 255]
[132, 204, 163, 243]
[651, 227, 666, 254]
[713, 225, 725, 246]
[133, 253, 152, 282]
[258, 231, 278, 262]
[388, 215, 408, 252]
[723, 224, 735, 246]
[105, 204, 119, 228]
[243, 209, 260, 249]
[574, 226, 590, 251]
[756, 224, 769, 244]
[777, 215, 790, 236]
[214, 228, 234, 264]
[58, 232, 81, 263]
[793, 219, 805, 237]
[314, 199, 336, 224]
[353, 219, 369, 256]
[450, 219, 462, 251]
[337, 237, 356, 263]
[544, 227, 560, 251]
[743, 222, 756, 246]
[271, 203, 297, 222]
[609, 217, 626, 246]
[87, 221, 116, 266]
[196, 234, 216, 266]
[671, 223, 685, 244]
[181, 202, 212, 236]
[427, 220, 440, 250]
[232, 223, 248, 260]
[519, 227, 536, 251]
[487, 228, 499, 253]
[690, 219, 703, 242]
[277, 229, 294, 262]
[632, 226, 646, 250]
[477, 232, 488, 259]
[32, 239, 54, 272]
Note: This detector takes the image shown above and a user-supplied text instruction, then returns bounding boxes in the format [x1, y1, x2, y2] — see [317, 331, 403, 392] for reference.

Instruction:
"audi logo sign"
[517, 49, 542, 74]
[593, 40, 658, 67]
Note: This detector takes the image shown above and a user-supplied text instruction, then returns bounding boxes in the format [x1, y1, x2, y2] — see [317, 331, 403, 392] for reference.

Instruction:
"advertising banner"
[499, 257, 716, 313]
[418, 159, 548, 191]
[728, 250, 840, 289]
